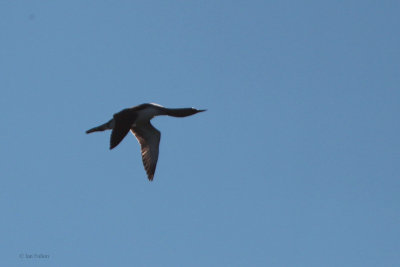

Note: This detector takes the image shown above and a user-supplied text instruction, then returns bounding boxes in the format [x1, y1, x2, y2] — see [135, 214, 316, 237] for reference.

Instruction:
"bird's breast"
[135, 107, 161, 123]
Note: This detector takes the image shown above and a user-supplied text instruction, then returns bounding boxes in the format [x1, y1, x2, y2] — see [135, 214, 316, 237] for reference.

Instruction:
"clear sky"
[1, 1, 399, 266]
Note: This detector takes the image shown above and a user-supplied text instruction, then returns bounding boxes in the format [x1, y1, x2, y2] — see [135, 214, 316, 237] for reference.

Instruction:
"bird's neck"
[165, 108, 197, 117]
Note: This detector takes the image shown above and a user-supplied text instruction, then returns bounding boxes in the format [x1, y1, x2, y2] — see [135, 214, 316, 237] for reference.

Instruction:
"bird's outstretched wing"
[110, 109, 137, 150]
[131, 122, 161, 181]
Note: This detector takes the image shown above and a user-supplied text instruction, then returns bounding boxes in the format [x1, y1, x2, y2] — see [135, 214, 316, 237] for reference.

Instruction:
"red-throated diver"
[86, 103, 206, 181]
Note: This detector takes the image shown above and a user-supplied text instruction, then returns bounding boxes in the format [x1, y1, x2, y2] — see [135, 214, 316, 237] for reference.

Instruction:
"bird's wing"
[110, 109, 137, 150]
[131, 122, 161, 181]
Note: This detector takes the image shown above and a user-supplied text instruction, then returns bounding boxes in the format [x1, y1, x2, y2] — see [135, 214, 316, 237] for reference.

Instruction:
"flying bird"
[86, 103, 206, 181]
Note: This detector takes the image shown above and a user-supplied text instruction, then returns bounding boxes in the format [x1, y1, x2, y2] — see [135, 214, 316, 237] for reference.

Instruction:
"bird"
[86, 103, 206, 181]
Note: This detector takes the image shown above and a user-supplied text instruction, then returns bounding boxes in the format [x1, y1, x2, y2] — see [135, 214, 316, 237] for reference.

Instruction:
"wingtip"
[109, 142, 117, 150]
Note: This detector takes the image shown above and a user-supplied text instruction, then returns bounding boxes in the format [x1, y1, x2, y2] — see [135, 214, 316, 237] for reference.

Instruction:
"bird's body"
[86, 103, 205, 181]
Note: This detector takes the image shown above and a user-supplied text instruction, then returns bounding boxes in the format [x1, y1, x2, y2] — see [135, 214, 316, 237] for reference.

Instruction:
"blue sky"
[1, 1, 399, 266]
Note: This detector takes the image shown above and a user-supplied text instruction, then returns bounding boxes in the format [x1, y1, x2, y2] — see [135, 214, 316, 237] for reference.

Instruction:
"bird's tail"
[86, 119, 114, 134]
